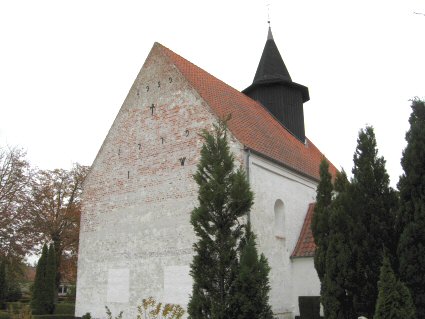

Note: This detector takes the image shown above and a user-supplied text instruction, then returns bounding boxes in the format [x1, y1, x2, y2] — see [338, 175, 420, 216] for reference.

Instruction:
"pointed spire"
[267, 26, 273, 40]
[242, 26, 310, 142]
[253, 27, 292, 84]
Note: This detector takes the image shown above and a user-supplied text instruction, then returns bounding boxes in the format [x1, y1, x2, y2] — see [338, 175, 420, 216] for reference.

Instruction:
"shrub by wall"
[7, 302, 23, 314]
[32, 315, 75, 319]
[54, 304, 75, 315]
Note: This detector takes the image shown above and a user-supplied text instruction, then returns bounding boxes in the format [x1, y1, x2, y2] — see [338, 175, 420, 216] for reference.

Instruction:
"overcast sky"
[1, 0, 424, 187]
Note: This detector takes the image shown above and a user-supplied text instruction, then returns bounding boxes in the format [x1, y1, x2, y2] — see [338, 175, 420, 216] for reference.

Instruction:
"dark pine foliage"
[311, 159, 333, 282]
[398, 98, 425, 319]
[348, 126, 398, 318]
[46, 244, 57, 313]
[31, 244, 49, 315]
[229, 224, 273, 319]
[0, 261, 6, 309]
[317, 126, 397, 319]
[188, 120, 254, 319]
[374, 255, 415, 319]
[320, 171, 355, 319]
[31, 244, 56, 315]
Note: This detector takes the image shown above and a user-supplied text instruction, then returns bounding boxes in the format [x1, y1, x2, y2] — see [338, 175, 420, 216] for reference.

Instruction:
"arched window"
[274, 199, 285, 238]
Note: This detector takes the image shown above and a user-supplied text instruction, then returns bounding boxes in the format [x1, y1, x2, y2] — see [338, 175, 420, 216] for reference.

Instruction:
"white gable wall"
[247, 152, 319, 318]
[75, 45, 244, 319]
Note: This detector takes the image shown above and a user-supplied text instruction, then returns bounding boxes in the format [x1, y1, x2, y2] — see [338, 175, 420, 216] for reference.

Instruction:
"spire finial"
[266, 1, 273, 40]
[267, 26, 273, 40]
[266, 1, 271, 26]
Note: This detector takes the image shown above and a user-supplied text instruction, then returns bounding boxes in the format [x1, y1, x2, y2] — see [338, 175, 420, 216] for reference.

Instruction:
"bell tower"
[243, 27, 309, 142]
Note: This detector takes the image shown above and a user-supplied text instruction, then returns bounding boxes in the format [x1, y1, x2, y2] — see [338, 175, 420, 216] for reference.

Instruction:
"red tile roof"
[291, 203, 316, 258]
[157, 43, 337, 181]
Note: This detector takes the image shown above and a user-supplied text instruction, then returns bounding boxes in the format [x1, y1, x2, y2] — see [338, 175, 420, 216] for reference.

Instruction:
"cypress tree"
[398, 98, 425, 319]
[311, 159, 333, 282]
[0, 260, 6, 309]
[374, 255, 415, 319]
[188, 120, 253, 319]
[31, 244, 49, 315]
[349, 126, 397, 318]
[320, 171, 355, 319]
[229, 224, 273, 319]
[46, 244, 57, 314]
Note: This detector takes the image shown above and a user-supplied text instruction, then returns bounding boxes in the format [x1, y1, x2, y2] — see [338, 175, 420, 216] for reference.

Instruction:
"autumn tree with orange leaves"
[27, 164, 89, 284]
[0, 147, 34, 263]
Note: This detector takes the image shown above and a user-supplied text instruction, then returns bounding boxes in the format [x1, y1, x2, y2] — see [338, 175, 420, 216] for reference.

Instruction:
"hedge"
[6, 302, 23, 314]
[54, 304, 75, 315]
[0, 311, 10, 319]
[32, 315, 76, 319]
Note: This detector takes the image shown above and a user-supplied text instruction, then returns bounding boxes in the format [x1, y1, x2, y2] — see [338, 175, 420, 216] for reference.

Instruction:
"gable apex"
[154, 42, 336, 181]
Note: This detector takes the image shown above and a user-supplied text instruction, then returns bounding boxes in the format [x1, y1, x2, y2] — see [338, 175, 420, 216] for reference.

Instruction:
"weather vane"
[266, 1, 271, 26]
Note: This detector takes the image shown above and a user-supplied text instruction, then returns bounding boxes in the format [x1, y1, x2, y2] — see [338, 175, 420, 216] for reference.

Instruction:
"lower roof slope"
[291, 203, 316, 258]
[157, 43, 337, 181]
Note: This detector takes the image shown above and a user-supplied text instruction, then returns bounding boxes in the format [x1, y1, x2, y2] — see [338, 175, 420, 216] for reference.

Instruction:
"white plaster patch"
[107, 268, 130, 303]
[163, 265, 192, 305]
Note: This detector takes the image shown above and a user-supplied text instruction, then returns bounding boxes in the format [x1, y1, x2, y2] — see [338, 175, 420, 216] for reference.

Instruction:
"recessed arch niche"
[274, 199, 285, 239]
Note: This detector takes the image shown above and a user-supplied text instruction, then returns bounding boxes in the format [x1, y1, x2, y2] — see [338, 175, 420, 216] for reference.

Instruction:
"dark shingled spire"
[243, 27, 310, 142]
[253, 27, 292, 84]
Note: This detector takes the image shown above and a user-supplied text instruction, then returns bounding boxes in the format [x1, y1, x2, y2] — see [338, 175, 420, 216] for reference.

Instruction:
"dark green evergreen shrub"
[54, 304, 75, 315]
[0, 262, 6, 310]
[5, 283, 22, 302]
[32, 315, 76, 319]
[81, 313, 91, 319]
[374, 255, 415, 319]
[46, 245, 56, 314]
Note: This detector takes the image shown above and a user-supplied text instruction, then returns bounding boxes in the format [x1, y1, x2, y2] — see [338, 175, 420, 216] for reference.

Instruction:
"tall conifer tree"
[311, 159, 333, 282]
[31, 244, 49, 315]
[31, 243, 57, 315]
[0, 260, 6, 308]
[46, 244, 57, 313]
[320, 171, 355, 319]
[349, 126, 397, 317]
[229, 224, 273, 319]
[398, 98, 425, 319]
[188, 120, 253, 319]
[319, 127, 396, 318]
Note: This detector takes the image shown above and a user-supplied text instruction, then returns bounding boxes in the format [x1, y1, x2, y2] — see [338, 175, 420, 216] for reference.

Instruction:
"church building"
[75, 27, 337, 319]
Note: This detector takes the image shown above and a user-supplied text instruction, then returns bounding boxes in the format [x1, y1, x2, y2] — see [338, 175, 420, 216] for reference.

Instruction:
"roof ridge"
[153, 42, 338, 181]
[156, 42, 305, 145]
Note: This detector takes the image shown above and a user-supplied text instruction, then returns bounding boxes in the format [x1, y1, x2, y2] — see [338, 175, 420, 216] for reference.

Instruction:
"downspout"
[245, 147, 251, 224]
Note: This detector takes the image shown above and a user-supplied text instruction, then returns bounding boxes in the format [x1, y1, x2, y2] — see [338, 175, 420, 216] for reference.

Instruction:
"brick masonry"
[76, 44, 321, 319]
[75, 44, 244, 318]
